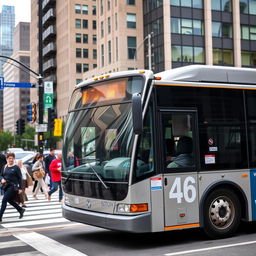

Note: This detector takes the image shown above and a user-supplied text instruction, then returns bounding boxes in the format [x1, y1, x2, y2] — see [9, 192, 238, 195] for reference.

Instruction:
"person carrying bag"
[32, 154, 47, 200]
[0, 152, 25, 222]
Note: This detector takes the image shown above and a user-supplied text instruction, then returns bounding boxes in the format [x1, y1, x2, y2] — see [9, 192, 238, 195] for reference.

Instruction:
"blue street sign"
[4, 82, 33, 88]
[0, 77, 4, 89]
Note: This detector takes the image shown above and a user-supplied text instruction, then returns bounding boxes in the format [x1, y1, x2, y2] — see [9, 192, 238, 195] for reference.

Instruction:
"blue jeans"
[0, 185, 22, 219]
[48, 181, 63, 201]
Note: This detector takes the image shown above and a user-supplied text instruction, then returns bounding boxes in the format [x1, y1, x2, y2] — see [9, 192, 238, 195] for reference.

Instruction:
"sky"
[0, 0, 31, 26]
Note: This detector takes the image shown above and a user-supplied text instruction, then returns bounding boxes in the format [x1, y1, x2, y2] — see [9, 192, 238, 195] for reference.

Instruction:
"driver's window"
[162, 113, 195, 170]
[136, 109, 155, 178]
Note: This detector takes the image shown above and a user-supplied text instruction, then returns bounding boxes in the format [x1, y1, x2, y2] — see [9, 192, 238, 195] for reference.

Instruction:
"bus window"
[135, 109, 155, 180]
[161, 112, 196, 170]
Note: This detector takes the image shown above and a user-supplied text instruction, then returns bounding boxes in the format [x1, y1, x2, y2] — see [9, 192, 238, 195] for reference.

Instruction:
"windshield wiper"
[87, 162, 109, 189]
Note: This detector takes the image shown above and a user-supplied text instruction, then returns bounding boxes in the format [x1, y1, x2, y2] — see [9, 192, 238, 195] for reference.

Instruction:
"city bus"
[62, 65, 256, 238]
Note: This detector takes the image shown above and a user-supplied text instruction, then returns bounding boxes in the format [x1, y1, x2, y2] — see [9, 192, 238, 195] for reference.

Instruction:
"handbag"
[26, 172, 33, 186]
[33, 168, 45, 179]
[0, 182, 9, 191]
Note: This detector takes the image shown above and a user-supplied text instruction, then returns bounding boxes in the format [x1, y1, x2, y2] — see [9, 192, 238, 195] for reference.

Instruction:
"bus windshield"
[62, 76, 144, 184]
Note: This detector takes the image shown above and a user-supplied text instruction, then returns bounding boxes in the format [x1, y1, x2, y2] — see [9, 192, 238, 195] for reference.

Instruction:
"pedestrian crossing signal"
[27, 103, 37, 123]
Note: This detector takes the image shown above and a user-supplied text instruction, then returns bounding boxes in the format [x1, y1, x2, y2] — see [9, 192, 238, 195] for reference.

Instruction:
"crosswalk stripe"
[3, 213, 62, 223]
[2, 217, 68, 228]
[0, 240, 27, 249]
[3, 252, 45, 256]
[3, 209, 61, 218]
[4, 204, 61, 213]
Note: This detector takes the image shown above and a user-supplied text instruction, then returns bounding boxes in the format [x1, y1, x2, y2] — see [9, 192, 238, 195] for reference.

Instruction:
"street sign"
[44, 81, 53, 94]
[0, 77, 4, 89]
[36, 124, 48, 132]
[4, 82, 34, 88]
[44, 93, 53, 108]
[54, 119, 62, 136]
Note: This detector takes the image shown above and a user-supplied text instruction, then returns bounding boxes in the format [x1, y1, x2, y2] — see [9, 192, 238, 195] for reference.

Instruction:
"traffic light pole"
[38, 0, 44, 154]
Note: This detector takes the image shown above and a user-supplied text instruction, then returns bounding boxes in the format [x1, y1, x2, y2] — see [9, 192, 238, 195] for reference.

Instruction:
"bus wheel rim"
[208, 196, 235, 230]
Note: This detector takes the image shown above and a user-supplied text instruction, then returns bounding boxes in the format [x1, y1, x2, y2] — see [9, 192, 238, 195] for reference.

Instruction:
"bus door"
[160, 109, 200, 229]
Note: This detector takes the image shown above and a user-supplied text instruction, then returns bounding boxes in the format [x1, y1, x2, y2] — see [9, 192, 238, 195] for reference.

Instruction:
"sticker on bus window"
[205, 155, 215, 164]
[209, 147, 218, 152]
[151, 177, 162, 191]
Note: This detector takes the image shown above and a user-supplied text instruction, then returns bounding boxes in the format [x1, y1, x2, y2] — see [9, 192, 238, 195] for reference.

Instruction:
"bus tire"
[203, 188, 241, 239]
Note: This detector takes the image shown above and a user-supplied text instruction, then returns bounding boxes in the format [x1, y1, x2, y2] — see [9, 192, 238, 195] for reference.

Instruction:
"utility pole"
[38, 0, 44, 154]
[148, 33, 152, 71]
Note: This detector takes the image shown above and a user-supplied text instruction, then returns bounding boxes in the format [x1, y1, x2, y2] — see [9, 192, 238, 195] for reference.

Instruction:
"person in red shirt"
[47, 153, 63, 202]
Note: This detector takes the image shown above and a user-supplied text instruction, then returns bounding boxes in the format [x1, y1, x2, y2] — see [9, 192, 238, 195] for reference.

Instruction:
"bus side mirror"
[132, 93, 143, 135]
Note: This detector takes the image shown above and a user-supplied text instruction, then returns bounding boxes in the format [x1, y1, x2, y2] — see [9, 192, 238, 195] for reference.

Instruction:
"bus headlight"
[117, 203, 148, 213]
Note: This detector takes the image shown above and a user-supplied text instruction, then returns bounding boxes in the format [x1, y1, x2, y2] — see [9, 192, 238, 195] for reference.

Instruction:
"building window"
[93, 20, 97, 30]
[240, 0, 256, 15]
[108, 40, 112, 64]
[101, 0, 104, 15]
[108, 17, 111, 33]
[241, 25, 256, 40]
[76, 63, 82, 73]
[93, 64, 97, 68]
[75, 4, 81, 14]
[92, 6, 97, 15]
[101, 44, 104, 66]
[83, 20, 88, 29]
[212, 22, 233, 38]
[127, 13, 136, 29]
[83, 64, 89, 72]
[241, 51, 256, 66]
[76, 33, 82, 43]
[83, 49, 89, 58]
[171, 18, 204, 35]
[76, 79, 82, 84]
[172, 45, 205, 63]
[93, 34, 97, 44]
[115, 13, 118, 30]
[101, 21, 104, 37]
[116, 37, 118, 61]
[82, 5, 88, 14]
[83, 34, 88, 44]
[127, 0, 135, 5]
[127, 37, 136, 59]
[93, 49, 97, 59]
[75, 19, 81, 28]
[213, 48, 234, 65]
[171, 0, 203, 8]
[76, 48, 82, 58]
[108, 0, 111, 10]
[211, 0, 232, 12]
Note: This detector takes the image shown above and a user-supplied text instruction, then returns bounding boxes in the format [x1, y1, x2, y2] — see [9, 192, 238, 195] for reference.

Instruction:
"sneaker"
[47, 194, 51, 201]
[22, 204, 27, 208]
[33, 195, 39, 200]
[19, 208, 25, 219]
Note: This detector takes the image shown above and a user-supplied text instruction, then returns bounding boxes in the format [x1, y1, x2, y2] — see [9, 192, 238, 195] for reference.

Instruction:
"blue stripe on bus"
[250, 169, 256, 221]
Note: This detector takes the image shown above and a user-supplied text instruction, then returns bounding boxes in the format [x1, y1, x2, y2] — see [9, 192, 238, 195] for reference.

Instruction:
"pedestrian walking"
[32, 152, 42, 193]
[15, 160, 29, 207]
[0, 152, 25, 222]
[48, 152, 63, 202]
[44, 148, 55, 188]
[0, 152, 7, 196]
[32, 155, 47, 200]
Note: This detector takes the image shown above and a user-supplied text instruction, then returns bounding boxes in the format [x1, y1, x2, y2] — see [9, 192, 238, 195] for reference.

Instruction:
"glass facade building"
[0, 5, 15, 130]
[143, 0, 256, 72]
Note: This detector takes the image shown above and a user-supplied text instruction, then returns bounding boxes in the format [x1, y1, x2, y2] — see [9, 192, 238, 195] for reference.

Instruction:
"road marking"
[2, 217, 68, 228]
[3, 251, 44, 256]
[3, 208, 61, 218]
[0, 240, 27, 249]
[5, 204, 60, 213]
[15, 232, 88, 256]
[3, 212, 62, 222]
[164, 240, 256, 255]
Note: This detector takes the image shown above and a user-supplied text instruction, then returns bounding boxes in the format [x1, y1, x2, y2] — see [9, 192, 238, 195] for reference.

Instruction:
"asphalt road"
[37, 221, 256, 256]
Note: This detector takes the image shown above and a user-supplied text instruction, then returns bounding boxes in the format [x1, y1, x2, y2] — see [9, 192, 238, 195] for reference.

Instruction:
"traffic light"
[27, 103, 37, 123]
[16, 119, 25, 135]
[48, 108, 56, 131]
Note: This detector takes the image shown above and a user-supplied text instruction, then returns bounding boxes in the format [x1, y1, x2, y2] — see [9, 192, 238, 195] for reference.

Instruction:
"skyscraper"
[0, 5, 15, 130]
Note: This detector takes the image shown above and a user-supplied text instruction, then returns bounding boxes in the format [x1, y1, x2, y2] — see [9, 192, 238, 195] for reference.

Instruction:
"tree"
[0, 131, 13, 151]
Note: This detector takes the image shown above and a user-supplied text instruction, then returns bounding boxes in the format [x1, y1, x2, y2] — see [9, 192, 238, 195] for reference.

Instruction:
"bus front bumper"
[62, 203, 152, 233]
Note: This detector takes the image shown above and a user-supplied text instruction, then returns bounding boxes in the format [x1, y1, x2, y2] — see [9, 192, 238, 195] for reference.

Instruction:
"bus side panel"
[199, 170, 252, 221]
[250, 169, 256, 221]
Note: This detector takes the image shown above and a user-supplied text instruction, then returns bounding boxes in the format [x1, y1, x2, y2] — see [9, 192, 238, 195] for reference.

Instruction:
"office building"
[3, 22, 30, 133]
[0, 5, 15, 131]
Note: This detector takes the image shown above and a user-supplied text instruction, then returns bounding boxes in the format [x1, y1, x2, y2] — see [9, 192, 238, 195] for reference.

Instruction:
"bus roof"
[155, 65, 256, 85]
